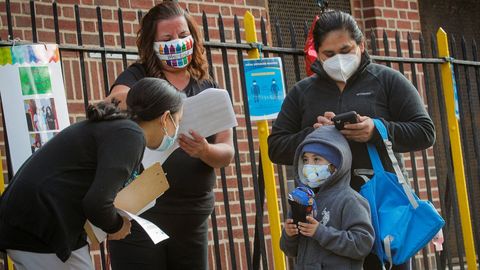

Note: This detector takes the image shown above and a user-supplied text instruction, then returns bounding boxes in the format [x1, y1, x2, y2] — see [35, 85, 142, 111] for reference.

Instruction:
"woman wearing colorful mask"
[106, 2, 234, 270]
[268, 10, 435, 270]
[0, 77, 184, 269]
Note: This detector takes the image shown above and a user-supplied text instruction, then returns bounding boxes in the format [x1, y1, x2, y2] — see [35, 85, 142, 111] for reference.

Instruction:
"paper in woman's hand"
[142, 88, 238, 167]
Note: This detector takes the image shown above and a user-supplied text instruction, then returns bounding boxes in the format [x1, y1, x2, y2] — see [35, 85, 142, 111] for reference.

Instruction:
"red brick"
[362, 0, 376, 8]
[101, 9, 113, 20]
[79, 7, 97, 19]
[35, 3, 53, 16]
[410, 1, 418, 10]
[83, 21, 96, 32]
[397, 20, 412, 30]
[38, 30, 56, 42]
[64, 32, 77, 44]
[199, 4, 221, 14]
[58, 19, 77, 32]
[14, 16, 31, 28]
[131, 1, 155, 10]
[94, 0, 117, 6]
[118, 0, 130, 9]
[61, 6, 75, 19]
[407, 11, 420, 21]
[245, 0, 266, 7]
[394, 0, 410, 9]
[121, 10, 137, 22]
[382, 9, 398, 19]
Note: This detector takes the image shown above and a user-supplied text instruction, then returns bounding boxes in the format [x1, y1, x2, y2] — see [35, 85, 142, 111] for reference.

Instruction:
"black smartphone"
[332, 111, 358, 130]
[288, 199, 312, 224]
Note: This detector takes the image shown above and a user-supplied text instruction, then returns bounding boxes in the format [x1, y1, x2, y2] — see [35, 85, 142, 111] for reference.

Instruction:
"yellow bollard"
[244, 11, 286, 270]
[0, 152, 14, 270]
[436, 28, 477, 269]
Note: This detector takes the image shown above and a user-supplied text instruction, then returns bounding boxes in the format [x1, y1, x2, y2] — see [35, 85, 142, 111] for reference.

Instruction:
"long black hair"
[313, 10, 364, 52]
[87, 78, 185, 122]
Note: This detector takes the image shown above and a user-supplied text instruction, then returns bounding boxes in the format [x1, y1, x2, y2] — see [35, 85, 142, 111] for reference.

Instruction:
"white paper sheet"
[142, 88, 238, 167]
[118, 209, 169, 244]
[87, 209, 169, 244]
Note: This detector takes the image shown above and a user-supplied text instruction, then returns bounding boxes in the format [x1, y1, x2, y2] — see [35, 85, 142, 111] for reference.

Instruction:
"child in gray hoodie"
[280, 126, 374, 269]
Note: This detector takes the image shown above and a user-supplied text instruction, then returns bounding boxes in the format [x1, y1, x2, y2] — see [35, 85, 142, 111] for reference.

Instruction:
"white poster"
[0, 44, 70, 174]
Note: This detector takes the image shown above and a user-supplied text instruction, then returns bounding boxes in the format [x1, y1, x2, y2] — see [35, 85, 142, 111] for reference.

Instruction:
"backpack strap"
[383, 236, 394, 270]
[353, 169, 374, 183]
[372, 119, 419, 209]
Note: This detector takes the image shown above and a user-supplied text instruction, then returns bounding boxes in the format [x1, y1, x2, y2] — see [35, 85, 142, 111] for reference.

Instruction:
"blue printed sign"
[243, 57, 285, 121]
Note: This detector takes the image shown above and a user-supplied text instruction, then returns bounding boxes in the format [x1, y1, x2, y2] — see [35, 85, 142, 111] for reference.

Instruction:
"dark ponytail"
[87, 98, 127, 121]
[127, 78, 185, 122]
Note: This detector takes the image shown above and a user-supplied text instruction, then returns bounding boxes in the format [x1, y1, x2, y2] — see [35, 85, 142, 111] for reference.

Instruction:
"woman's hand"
[108, 216, 131, 240]
[178, 130, 210, 159]
[298, 216, 319, 237]
[313, 111, 335, 128]
[284, 219, 299, 237]
[341, 115, 375, 142]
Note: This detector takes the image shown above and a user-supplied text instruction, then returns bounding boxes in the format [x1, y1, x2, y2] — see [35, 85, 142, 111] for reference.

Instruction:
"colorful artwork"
[0, 44, 69, 173]
[19, 66, 52, 96]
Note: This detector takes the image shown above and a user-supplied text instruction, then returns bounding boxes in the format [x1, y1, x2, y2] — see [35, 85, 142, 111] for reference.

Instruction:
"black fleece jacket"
[268, 53, 435, 191]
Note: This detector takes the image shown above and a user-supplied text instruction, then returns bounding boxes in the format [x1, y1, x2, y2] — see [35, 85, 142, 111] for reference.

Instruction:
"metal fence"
[0, 1, 479, 269]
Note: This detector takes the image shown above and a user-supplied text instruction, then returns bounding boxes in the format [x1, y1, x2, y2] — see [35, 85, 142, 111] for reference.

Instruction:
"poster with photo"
[0, 44, 69, 173]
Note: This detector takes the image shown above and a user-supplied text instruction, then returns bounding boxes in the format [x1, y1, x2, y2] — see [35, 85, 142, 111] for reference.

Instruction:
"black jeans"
[364, 253, 411, 270]
[108, 212, 210, 270]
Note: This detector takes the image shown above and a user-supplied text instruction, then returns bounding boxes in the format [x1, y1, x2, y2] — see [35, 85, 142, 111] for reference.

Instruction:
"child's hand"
[298, 216, 319, 237]
[284, 219, 299, 237]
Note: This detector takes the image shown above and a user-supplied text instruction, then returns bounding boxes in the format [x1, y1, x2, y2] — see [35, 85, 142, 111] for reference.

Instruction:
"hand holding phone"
[332, 111, 358, 130]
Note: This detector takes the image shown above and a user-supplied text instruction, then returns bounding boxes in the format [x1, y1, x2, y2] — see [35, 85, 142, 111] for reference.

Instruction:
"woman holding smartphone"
[268, 10, 435, 270]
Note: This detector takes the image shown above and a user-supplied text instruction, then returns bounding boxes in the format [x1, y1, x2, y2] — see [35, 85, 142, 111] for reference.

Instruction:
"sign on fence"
[243, 57, 286, 121]
[0, 44, 70, 173]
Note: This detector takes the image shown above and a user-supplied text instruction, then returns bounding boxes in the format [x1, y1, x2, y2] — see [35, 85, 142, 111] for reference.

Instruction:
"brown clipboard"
[85, 162, 169, 245]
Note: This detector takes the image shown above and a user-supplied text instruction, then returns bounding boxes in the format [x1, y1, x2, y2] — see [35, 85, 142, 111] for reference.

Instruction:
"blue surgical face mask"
[156, 113, 179, 152]
[301, 164, 332, 188]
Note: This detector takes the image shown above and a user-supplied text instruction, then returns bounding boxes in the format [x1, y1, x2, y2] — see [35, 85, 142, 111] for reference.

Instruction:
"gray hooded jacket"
[280, 126, 374, 270]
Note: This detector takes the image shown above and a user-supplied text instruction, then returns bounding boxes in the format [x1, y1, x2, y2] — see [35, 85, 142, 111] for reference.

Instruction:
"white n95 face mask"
[301, 164, 332, 188]
[321, 48, 361, 82]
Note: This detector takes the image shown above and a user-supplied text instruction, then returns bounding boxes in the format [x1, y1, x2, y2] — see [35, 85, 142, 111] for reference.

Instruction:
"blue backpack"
[358, 119, 445, 267]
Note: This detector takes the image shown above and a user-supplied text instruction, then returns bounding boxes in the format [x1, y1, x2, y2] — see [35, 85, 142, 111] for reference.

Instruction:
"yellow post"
[437, 28, 477, 269]
[0, 152, 14, 270]
[244, 11, 286, 270]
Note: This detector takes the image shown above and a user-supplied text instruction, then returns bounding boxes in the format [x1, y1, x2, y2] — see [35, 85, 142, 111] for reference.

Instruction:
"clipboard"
[85, 162, 169, 245]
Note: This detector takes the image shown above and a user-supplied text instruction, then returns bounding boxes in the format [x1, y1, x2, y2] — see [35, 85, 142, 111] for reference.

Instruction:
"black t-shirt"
[0, 119, 145, 261]
[112, 63, 218, 215]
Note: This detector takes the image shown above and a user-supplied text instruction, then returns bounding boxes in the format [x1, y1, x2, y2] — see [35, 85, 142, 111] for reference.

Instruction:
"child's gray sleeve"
[312, 197, 375, 260]
[280, 228, 299, 258]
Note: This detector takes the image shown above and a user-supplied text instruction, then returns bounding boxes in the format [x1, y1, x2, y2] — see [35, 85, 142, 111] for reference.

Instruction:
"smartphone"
[288, 199, 312, 224]
[332, 111, 358, 130]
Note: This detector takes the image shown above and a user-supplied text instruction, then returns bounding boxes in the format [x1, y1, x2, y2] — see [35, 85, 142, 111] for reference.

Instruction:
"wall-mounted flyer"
[243, 57, 286, 121]
[0, 44, 70, 174]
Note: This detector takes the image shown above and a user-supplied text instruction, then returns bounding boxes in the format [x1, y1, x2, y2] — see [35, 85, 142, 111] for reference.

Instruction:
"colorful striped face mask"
[153, 35, 194, 69]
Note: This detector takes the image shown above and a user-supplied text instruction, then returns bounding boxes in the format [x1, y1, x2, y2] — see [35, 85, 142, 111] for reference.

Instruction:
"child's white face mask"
[302, 164, 332, 188]
[153, 35, 194, 69]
